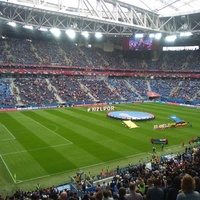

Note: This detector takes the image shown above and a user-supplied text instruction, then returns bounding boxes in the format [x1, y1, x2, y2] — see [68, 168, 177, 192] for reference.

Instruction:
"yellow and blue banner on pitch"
[122, 120, 138, 129]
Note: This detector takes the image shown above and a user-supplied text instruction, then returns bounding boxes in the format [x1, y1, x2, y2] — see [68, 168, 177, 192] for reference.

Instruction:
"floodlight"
[81, 31, 89, 39]
[23, 25, 33, 30]
[149, 33, 155, 38]
[95, 32, 103, 39]
[65, 29, 76, 39]
[155, 33, 162, 40]
[180, 32, 193, 37]
[135, 33, 144, 38]
[165, 35, 177, 42]
[7, 21, 16, 27]
[38, 27, 48, 32]
[50, 28, 61, 37]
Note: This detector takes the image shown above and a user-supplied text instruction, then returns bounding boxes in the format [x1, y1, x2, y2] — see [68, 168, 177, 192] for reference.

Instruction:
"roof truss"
[0, 0, 200, 36]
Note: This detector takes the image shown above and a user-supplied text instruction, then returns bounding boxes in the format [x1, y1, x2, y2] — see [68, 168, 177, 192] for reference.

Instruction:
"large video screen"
[129, 37, 153, 51]
[122, 36, 160, 51]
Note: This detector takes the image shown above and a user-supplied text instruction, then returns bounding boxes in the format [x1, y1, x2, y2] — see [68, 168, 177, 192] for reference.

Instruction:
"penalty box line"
[0, 143, 72, 184]
[1, 143, 72, 156]
[0, 155, 16, 183]
[0, 124, 15, 141]
[0, 144, 183, 184]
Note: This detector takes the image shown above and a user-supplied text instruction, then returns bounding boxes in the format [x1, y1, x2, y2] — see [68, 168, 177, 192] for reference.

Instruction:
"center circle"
[107, 111, 155, 121]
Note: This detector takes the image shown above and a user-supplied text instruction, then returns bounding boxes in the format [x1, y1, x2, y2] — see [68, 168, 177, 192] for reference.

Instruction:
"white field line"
[0, 124, 15, 142]
[1, 139, 183, 184]
[1, 143, 72, 156]
[79, 153, 146, 171]
[3, 125, 16, 139]
[13, 148, 178, 184]
[0, 143, 73, 184]
[0, 116, 73, 184]
[25, 115, 73, 144]
[0, 155, 16, 183]
[0, 138, 15, 142]
[12, 162, 107, 184]
[2, 125, 16, 139]
[0, 151, 146, 184]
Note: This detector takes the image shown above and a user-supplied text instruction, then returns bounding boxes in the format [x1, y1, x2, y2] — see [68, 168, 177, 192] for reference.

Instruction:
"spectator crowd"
[0, 76, 199, 107]
[0, 37, 200, 200]
[1, 38, 200, 71]
[1, 145, 200, 200]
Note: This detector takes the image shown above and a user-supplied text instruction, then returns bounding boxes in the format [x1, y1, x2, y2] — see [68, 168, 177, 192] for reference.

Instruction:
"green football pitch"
[0, 102, 199, 194]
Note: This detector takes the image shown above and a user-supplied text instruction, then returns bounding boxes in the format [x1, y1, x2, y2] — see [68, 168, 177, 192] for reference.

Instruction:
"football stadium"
[0, 0, 200, 199]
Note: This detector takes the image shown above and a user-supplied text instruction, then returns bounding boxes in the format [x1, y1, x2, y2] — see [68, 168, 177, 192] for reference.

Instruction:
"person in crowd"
[82, 180, 87, 193]
[182, 141, 185, 147]
[126, 182, 143, 200]
[176, 174, 200, 200]
[103, 189, 113, 200]
[101, 182, 107, 191]
[163, 178, 173, 200]
[68, 191, 79, 200]
[194, 176, 200, 193]
[95, 191, 103, 200]
[144, 178, 153, 198]
[59, 191, 67, 200]
[82, 194, 90, 200]
[146, 178, 163, 200]
[166, 176, 182, 200]
[117, 187, 127, 200]
[136, 177, 145, 196]
[109, 180, 116, 194]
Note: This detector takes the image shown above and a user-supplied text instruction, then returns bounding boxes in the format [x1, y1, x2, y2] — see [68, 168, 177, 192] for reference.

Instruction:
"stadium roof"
[0, 0, 200, 38]
[2, 0, 199, 16]
[121, 0, 200, 16]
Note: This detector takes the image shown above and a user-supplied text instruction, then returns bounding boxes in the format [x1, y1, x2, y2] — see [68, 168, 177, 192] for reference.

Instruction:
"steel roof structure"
[0, 0, 200, 37]
[122, 0, 200, 17]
